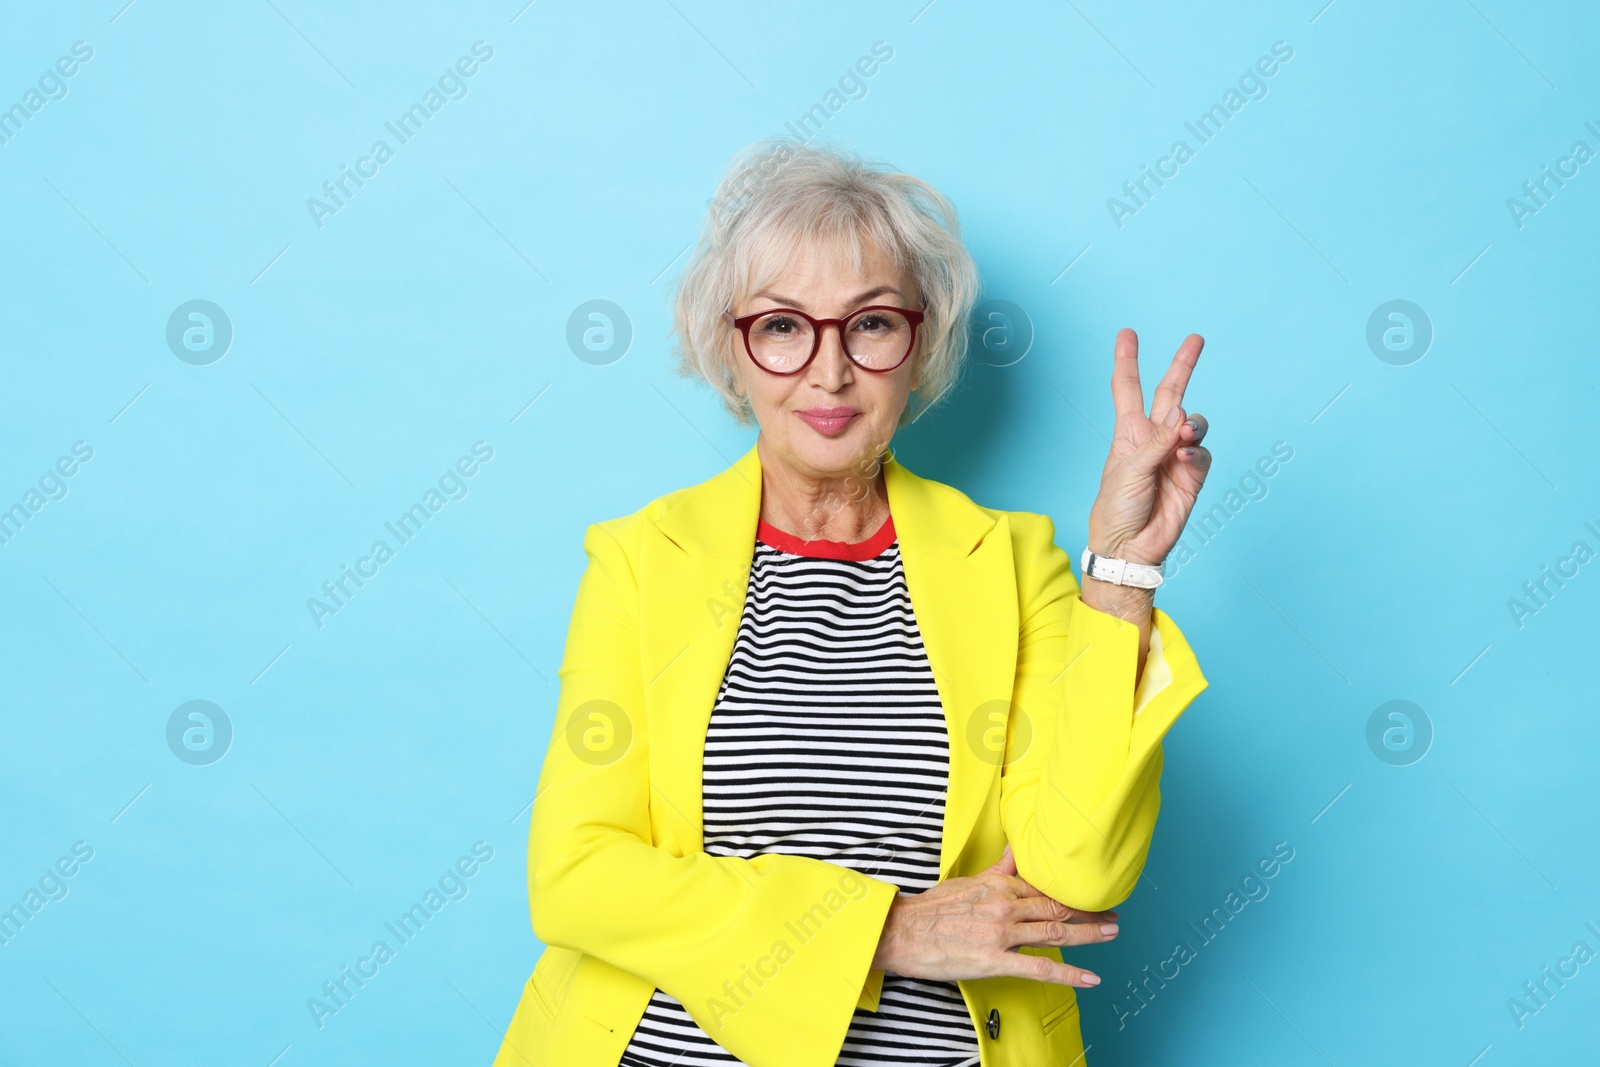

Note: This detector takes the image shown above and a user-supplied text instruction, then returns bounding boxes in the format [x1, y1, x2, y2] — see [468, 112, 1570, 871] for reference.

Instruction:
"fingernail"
[1164, 405, 1181, 428]
[1184, 417, 1197, 432]
[1082, 973, 1101, 986]
[1100, 923, 1119, 936]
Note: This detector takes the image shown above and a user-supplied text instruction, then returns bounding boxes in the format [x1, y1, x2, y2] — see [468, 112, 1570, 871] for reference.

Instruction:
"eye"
[757, 314, 801, 335]
[852, 314, 893, 333]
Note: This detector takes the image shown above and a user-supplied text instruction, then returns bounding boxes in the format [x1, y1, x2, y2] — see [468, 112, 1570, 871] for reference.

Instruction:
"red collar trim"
[756, 514, 896, 560]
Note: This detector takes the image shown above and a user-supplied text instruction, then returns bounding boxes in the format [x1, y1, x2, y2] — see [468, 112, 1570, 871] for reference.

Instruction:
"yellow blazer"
[494, 441, 1208, 1067]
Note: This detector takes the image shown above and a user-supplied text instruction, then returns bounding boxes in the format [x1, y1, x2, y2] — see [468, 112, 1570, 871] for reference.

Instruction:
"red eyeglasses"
[724, 305, 926, 375]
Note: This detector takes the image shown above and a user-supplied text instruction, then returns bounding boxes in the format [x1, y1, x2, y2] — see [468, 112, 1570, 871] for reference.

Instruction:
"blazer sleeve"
[998, 512, 1209, 912]
[527, 520, 900, 1067]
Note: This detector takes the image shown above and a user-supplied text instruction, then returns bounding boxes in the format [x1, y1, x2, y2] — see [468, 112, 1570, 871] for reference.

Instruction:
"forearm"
[531, 828, 899, 1052]
[533, 836, 895, 975]
[999, 514, 1209, 912]
[1079, 575, 1155, 684]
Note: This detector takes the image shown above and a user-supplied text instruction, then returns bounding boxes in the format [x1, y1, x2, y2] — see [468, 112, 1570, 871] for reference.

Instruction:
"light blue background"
[2, 1, 1597, 1064]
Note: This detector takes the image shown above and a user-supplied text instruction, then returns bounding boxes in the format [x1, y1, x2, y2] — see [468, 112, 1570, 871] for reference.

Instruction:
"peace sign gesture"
[1086, 329, 1212, 568]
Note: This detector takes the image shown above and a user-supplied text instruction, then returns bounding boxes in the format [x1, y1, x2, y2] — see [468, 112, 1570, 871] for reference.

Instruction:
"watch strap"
[1080, 547, 1165, 589]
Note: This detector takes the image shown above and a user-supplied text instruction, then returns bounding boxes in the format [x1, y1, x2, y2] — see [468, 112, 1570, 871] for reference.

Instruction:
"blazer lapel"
[639, 441, 1017, 881]
[639, 445, 762, 858]
[884, 450, 1017, 880]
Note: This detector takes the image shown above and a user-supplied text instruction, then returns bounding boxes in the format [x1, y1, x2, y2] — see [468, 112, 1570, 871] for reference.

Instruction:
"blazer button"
[986, 1008, 1000, 1039]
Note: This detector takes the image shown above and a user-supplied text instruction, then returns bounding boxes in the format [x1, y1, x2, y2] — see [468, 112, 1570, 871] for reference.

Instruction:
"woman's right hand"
[869, 845, 1119, 987]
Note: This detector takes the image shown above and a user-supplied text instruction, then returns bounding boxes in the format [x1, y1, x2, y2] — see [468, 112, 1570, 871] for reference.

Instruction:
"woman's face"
[729, 239, 922, 481]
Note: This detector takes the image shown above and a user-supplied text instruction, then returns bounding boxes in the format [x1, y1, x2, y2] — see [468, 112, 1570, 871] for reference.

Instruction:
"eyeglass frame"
[722, 304, 927, 376]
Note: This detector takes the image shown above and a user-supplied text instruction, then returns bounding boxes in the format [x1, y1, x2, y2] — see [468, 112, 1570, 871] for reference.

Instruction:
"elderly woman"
[495, 138, 1212, 1067]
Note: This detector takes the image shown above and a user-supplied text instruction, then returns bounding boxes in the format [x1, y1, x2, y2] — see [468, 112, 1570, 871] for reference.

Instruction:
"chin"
[801, 433, 880, 471]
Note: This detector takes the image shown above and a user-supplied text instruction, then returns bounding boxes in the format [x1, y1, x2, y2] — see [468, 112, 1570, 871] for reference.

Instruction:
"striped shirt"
[619, 512, 982, 1067]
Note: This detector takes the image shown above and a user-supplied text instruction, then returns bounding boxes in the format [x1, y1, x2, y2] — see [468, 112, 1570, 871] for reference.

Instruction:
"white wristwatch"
[1080, 547, 1165, 589]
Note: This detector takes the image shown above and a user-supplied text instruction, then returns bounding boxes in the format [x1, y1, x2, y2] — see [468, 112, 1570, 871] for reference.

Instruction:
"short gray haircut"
[668, 137, 981, 428]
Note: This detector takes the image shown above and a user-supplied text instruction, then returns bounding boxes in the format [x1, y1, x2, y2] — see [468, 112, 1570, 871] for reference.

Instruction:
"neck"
[756, 434, 891, 542]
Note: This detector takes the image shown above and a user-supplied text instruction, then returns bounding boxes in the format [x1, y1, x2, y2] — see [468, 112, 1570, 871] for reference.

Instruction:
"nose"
[810, 321, 854, 390]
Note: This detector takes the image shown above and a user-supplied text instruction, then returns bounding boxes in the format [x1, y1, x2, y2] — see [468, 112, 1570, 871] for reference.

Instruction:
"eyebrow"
[750, 286, 904, 311]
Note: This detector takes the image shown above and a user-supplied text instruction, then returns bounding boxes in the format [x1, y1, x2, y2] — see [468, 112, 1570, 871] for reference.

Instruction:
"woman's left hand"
[1086, 329, 1212, 565]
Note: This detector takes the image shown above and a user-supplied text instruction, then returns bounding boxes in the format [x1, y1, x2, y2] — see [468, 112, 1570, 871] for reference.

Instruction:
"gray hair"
[668, 137, 981, 428]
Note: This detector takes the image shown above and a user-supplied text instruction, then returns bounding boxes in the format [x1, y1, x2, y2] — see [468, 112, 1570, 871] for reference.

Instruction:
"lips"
[796, 408, 859, 436]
